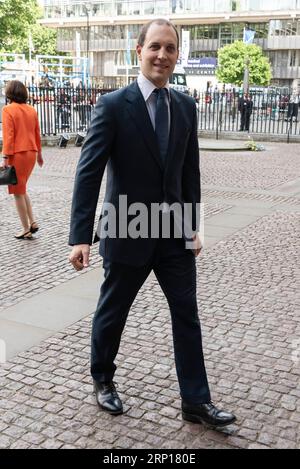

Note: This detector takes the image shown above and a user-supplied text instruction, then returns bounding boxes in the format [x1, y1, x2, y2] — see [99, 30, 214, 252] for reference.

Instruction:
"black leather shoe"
[182, 401, 236, 428]
[94, 381, 123, 415]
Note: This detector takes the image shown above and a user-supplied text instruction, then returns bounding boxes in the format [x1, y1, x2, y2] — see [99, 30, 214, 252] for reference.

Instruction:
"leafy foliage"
[0, 0, 40, 51]
[216, 41, 272, 87]
[0, 0, 60, 58]
[17, 25, 59, 58]
[246, 138, 265, 151]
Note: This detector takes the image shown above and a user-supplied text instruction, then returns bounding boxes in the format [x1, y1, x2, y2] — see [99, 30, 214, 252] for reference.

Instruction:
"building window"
[186, 25, 219, 40]
[289, 51, 296, 67]
[251, 22, 268, 39]
[269, 19, 300, 36]
[114, 50, 138, 67]
[219, 23, 242, 46]
[66, 6, 75, 17]
[190, 51, 218, 58]
[91, 3, 101, 16]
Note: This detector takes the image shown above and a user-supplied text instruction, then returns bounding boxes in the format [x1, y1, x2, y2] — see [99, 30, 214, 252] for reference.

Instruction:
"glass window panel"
[290, 51, 296, 67]
[128, 2, 141, 14]
[215, 0, 232, 12]
[154, 1, 169, 15]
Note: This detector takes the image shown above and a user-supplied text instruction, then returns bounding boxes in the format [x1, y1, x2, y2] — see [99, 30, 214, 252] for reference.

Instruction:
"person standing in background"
[287, 89, 299, 122]
[1, 80, 43, 239]
[238, 93, 253, 132]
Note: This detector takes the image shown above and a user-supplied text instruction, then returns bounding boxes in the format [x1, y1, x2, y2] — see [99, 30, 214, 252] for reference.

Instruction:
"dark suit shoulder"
[100, 83, 135, 105]
[171, 89, 196, 109]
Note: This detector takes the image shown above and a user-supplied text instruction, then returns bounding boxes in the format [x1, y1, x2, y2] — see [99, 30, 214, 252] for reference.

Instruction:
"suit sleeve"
[69, 96, 115, 245]
[182, 102, 201, 233]
[2, 107, 15, 155]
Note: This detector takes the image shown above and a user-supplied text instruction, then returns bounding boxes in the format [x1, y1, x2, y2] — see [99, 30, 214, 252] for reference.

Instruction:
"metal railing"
[196, 91, 300, 139]
[26, 86, 300, 140]
[27, 85, 116, 136]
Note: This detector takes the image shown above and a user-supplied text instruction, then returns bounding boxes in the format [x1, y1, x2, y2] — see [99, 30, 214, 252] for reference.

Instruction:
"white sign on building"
[181, 30, 190, 67]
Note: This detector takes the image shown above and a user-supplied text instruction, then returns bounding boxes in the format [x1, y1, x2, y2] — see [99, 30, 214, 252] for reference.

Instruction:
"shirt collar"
[137, 73, 170, 102]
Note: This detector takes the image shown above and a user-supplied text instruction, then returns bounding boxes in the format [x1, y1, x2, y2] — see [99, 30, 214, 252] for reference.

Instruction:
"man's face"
[136, 23, 179, 88]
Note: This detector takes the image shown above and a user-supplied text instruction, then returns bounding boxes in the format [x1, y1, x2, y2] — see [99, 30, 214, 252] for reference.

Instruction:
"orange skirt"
[8, 151, 37, 195]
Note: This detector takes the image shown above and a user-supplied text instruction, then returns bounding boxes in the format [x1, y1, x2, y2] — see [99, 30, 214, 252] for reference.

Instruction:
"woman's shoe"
[30, 222, 39, 234]
[14, 230, 33, 240]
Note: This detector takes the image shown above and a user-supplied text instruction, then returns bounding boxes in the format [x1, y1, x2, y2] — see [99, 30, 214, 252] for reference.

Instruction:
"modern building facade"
[40, 0, 300, 90]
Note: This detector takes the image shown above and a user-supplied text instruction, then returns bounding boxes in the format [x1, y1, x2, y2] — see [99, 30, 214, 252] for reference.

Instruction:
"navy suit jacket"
[69, 81, 200, 266]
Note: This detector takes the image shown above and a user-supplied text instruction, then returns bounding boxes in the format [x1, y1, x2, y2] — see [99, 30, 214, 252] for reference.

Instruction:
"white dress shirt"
[137, 73, 170, 132]
[137, 73, 171, 213]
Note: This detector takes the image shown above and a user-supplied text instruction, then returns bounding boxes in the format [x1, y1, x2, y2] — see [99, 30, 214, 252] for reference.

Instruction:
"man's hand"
[192, 233, 203, 257]
[69, 244, 90, 271]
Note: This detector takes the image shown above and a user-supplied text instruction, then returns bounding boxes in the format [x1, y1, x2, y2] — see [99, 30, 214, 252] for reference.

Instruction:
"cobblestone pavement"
[0, 147, 229, 312]
[0, 143, 299, 449]
[202, 144, 300, 189]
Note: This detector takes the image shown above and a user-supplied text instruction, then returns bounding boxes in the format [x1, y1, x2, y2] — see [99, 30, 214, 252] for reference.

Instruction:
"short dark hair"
[137, 19, 179, 49]
[5, 80, 28, 104]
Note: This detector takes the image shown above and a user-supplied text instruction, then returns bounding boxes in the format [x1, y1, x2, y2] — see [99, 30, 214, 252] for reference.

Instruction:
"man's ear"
[136, 44, 142, 61]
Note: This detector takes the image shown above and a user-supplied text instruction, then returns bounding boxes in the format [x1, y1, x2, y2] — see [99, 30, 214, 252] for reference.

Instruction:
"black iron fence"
[196, 91, 300, 139]
[26, 86, 300, 139]
[27, 85, 116, 136]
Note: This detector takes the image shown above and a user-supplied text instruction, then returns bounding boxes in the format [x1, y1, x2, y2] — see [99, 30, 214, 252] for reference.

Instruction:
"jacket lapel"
[125, 81, 163, 171]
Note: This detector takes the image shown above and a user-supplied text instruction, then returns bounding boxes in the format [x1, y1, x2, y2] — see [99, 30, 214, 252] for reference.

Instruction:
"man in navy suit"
[69, 19, 236, 428]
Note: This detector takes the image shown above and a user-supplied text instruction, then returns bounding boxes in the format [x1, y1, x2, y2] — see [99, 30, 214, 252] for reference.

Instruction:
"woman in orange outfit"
[1, 80, 43, 239]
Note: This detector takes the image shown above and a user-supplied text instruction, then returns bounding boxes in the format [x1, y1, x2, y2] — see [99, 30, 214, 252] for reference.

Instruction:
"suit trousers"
[287, 103, 298, 120]
[240, 111, 251, 131]
[91, 237, 211, 404]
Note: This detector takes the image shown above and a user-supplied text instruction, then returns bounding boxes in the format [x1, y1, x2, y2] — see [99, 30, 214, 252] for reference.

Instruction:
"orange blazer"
[2, 102, 41, 156]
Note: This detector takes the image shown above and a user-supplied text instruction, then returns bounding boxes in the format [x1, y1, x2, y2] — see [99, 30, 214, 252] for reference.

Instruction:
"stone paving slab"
[206, 213, 259, 229]
[0, 269, 103, 361]
[0, 319, 54, 361]
[199, 139, 249, 152]
[203, 188, 300, 206]
[274, 178, 300, 196]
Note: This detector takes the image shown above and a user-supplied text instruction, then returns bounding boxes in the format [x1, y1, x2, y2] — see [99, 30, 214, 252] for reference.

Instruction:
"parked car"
[169, 65, 189, 94]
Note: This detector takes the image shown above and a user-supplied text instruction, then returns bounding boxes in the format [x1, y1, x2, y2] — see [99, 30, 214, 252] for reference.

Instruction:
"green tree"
[216, 41, 272, 87]
[14, 24, 61, 59]
[0, 0, 40, 52]
[0, 0, 63, 60]
[30, 25, 59, 56]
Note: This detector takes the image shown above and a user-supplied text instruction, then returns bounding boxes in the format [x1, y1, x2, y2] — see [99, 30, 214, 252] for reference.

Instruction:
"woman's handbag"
[0, 165, 18, 185]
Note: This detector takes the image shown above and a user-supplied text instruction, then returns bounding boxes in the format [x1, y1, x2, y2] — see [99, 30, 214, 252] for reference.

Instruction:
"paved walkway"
[0, 142, 299, 449]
